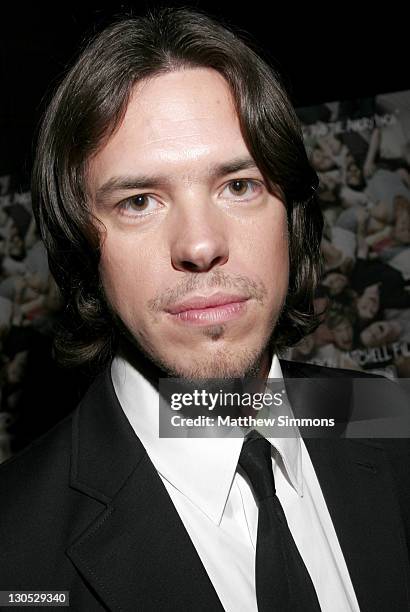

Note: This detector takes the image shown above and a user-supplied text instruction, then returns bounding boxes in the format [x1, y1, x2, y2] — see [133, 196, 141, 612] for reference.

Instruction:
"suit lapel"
[281, 359, 410, 612]
[66, 368, 224, 612]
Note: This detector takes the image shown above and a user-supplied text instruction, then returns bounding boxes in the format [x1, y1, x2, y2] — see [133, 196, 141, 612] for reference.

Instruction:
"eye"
[117, 194, 160, 217]
[221, 179, 263, 201]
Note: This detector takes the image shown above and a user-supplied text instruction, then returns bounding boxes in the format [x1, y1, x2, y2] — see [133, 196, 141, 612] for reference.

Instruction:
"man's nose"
[169, 198, 229, 273]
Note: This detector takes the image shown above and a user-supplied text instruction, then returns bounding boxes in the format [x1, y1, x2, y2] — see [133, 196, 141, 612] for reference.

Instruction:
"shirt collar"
[265, 356, 303, 498]
[111, 354, 303, 526]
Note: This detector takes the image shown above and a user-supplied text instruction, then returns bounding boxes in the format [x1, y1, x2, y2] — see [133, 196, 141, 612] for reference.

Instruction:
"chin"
[152, 342, 270, 380]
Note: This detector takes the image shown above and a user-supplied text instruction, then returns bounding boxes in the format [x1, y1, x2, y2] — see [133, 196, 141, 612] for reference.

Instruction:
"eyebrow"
[94, 156, 260, 205]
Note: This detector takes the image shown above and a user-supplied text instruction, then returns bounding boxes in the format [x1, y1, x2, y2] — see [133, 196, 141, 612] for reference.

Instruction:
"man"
[0, 8, 409, 612]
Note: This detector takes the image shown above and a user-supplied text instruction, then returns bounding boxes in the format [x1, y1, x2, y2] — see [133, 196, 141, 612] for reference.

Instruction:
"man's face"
[332, 319, 354, 351]
[88, 68, 289, 379]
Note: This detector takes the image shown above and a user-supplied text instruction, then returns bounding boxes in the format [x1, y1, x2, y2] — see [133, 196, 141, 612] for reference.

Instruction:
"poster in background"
[288, 90, 410, 378]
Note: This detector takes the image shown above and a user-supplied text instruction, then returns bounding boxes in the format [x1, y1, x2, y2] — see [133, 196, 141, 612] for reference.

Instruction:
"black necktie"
[238, 429, 321, 612]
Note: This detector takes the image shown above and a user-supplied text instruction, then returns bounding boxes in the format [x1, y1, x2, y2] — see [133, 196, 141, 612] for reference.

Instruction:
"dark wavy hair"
[32, 6, 323, 368]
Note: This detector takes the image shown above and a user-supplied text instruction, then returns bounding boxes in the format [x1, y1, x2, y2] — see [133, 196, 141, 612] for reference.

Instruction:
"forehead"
[88, 67, 249, 188]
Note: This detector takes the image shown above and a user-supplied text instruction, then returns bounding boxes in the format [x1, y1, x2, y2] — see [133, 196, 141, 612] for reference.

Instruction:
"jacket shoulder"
[0, 379, 107, 588]
[280, 358, 385, 379]
[0, 410, 73, 492]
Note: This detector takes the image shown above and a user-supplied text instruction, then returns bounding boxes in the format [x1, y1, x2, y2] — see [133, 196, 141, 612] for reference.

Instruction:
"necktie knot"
[238, 430, 276, 503]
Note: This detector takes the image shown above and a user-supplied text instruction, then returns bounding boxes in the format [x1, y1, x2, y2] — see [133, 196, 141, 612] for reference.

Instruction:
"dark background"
[1, 2, 409, 181]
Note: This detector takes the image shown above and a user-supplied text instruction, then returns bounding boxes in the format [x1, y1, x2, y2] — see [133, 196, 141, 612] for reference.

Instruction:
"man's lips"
[165, 293, 250, 325]
[166, 293, 249, 314]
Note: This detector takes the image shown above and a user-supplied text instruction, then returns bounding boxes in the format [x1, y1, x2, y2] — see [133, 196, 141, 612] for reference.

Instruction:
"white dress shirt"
[111, 354, 360, 612]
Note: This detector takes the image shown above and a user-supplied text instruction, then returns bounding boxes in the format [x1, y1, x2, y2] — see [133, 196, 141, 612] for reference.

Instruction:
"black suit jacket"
[0, 360, 409, 611]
